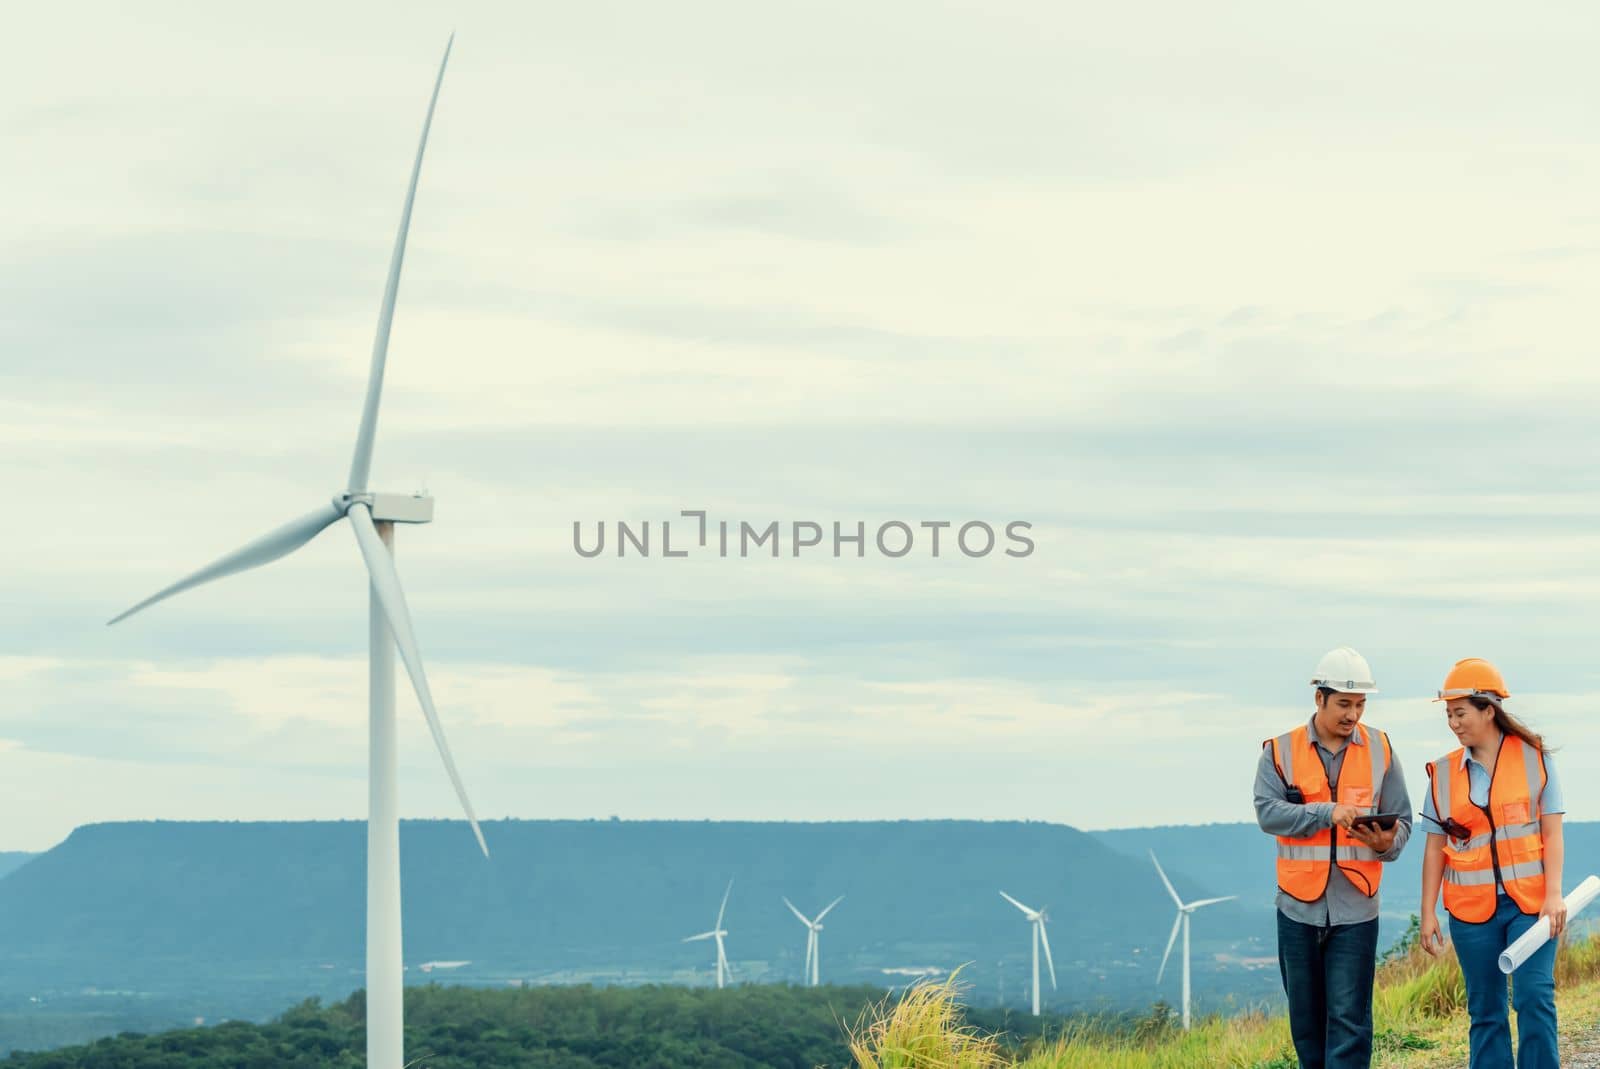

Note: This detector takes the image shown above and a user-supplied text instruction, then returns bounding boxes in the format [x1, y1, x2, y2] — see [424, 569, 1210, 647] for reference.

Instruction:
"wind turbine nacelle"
[369, 493, 435, 524]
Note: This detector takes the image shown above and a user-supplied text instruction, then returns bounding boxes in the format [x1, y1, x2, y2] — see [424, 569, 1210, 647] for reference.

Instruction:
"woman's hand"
[1541, 892, 1568, 940]
[1420, 911, 1446, 957]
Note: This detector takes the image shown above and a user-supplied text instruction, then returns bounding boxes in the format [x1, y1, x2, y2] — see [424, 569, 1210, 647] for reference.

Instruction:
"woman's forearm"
[1421, 833, 1446, 910]
[1542, 814, 1564, 897]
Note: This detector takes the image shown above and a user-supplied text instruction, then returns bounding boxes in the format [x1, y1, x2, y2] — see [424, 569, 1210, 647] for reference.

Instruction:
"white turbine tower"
[783, 895, 843, 986]
[1151, 851, 1236, 1030]
[683, 881, 734, 988]
[106, 38, 481, 1069]
[999, 891, 1056, 1016]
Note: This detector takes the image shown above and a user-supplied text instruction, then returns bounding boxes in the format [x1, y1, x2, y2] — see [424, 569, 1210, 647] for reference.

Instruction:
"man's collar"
[1306, 715, 1366, 749]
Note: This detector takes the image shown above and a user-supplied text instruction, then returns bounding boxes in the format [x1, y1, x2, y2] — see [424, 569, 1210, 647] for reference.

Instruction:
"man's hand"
[1420, 911, 1446, 957]
[1348, 821, 1397, 854]
[1330, 804, 1360, 830]
[1542, 891, 1568, 940]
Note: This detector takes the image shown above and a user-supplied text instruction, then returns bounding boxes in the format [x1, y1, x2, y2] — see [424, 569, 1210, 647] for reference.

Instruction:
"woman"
[1420, 657, 1566, 1069]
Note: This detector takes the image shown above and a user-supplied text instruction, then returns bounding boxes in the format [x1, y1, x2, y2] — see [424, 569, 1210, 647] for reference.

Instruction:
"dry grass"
[1374, 937, 1467, 1021]
[1558, 924, 1600, 986]
[845, 929, 1600, 1069]
[848, 973, 1007, 1069]
[1013, 1009, 1294, 1069]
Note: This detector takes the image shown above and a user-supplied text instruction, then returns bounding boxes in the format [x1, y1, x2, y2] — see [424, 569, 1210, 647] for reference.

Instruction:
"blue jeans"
[1278, 912, 1379, 1069]
[1449, 893, 1558, 1069]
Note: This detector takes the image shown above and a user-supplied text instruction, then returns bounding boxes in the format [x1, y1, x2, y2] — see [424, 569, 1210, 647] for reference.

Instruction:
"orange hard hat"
[1434, 657, 1509, 703]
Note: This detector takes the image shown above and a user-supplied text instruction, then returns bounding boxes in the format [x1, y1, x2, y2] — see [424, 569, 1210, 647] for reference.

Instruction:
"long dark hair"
[1469, 697, 1552, 754]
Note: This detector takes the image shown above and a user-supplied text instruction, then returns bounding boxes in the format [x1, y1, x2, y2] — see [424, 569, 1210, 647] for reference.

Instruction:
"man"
[1253, 646, 1412, 1069]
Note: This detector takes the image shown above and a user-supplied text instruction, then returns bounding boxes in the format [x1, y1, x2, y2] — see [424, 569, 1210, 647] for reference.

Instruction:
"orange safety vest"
[1426, 734, 1547, 923]
[1264, 723, 1391, 901]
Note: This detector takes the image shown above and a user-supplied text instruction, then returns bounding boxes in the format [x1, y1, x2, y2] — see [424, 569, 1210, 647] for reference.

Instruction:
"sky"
[5, 3, 1600, 850]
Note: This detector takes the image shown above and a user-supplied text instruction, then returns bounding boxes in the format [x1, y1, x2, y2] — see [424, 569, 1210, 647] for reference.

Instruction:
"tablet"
[1351, 812, 1402, 830]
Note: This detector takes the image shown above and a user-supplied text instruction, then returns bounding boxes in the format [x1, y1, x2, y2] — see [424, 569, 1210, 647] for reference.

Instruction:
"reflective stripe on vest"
[1428, 733, 1547, 923]
[1275, 844, 1383, 862]
[1266, 722, 1389, 902]
[1443, 860, 1547, 887]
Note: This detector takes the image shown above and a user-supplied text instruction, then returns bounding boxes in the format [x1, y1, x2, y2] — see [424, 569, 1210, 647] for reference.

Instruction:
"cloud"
[6, 4, 1600, 849]
[5, 641, 1600, 852]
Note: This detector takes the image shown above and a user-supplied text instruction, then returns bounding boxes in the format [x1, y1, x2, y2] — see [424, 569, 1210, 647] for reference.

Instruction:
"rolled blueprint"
[1499, 874, 1600, 974]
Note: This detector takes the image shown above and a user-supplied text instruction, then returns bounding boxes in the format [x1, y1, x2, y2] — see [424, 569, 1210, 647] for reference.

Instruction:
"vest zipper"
[1327, 746, 1342, 887]
[1476, 733, 1508, 893]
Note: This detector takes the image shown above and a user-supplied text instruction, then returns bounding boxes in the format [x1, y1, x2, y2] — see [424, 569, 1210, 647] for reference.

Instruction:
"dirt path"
[1418, 1012, 1600, 1068]
[1563, 1022, 1600, 1068]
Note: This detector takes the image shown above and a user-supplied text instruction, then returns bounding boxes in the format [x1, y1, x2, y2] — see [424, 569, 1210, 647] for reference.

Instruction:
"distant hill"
[0, 819, 1275, 1030]
[0, 853, 35, 881]
[9, 818, 1594, 1057]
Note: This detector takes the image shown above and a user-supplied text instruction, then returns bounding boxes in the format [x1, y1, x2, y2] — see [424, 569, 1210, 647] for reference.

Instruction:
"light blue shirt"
[1420, 745, 1565, 826]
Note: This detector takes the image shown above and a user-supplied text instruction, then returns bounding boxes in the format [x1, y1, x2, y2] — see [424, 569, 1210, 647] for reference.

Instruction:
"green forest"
[0, 982, 1067, 1069]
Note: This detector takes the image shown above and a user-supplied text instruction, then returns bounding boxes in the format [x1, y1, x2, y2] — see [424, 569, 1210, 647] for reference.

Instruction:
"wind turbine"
[106, 37, 481, 1069]
[1151, 851, 1236, 1030]
[999, 891, 1055, 1015]
[783, 895, 843, 986]
[683, 881, 734, 988]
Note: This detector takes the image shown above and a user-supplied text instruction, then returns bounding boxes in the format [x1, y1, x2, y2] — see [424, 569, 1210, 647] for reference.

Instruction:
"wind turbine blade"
[1039, 920, 1057, 990]
[1186, 896, 1238, 910]
[716, 879, 732, 927]
[346, 35, 453, 494]
[1157, 911, 1182, 984]
[1149, 851, 1183, 908]
[816, 895, 844, 922]
[803, 929, 814, 978]
[108, 505, 342, 625]
[783, 897, 812, 926]
[999, 890, 1036, 916]
[682, 931, 716, 943]
[348, 503, 487, 857]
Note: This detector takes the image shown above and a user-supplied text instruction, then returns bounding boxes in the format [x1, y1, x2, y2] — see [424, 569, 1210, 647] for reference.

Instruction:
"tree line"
[3, 981, 1065, 1069]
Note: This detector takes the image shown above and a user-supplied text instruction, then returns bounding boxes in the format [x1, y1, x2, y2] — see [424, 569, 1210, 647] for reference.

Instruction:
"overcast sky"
[5, 3, 1600, 851]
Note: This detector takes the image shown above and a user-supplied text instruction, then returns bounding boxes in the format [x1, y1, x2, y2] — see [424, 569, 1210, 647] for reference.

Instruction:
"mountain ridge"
[0, 818, 1272, 1013]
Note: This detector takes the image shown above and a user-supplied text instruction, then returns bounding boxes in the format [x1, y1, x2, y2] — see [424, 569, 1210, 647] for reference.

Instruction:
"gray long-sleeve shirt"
[1253, 716, 1413, 927]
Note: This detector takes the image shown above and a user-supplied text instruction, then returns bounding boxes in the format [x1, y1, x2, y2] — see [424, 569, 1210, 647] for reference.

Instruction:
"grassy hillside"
[850, 928, 1600, 1068]
[11, 932, 1600, 1068]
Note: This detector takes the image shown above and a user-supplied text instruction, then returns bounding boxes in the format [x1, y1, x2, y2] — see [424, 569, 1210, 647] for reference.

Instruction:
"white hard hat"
[1310, 646, 1378, 694]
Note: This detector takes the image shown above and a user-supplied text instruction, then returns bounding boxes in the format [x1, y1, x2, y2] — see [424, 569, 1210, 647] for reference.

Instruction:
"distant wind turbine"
[105, 37, 481, 1069]
[1151, 851, 1236, 1030]
[783, 895, 844, 986]
[683, 880, 734, 988]
[999, 891, 1056, 1015]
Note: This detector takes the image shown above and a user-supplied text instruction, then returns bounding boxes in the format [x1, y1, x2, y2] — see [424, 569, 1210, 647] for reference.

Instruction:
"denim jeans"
[1277, 912, 1379, 1069]
[1449, 893, 1559, 1069]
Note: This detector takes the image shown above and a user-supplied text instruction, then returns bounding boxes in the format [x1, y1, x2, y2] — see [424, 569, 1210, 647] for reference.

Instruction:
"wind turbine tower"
[107, 37, 482, 1069]
[783, 895, 843, 986]
[1151, 851, 1237, 1029]
[683, 881, 734, 988]
[998, 891, 1056, 1016]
